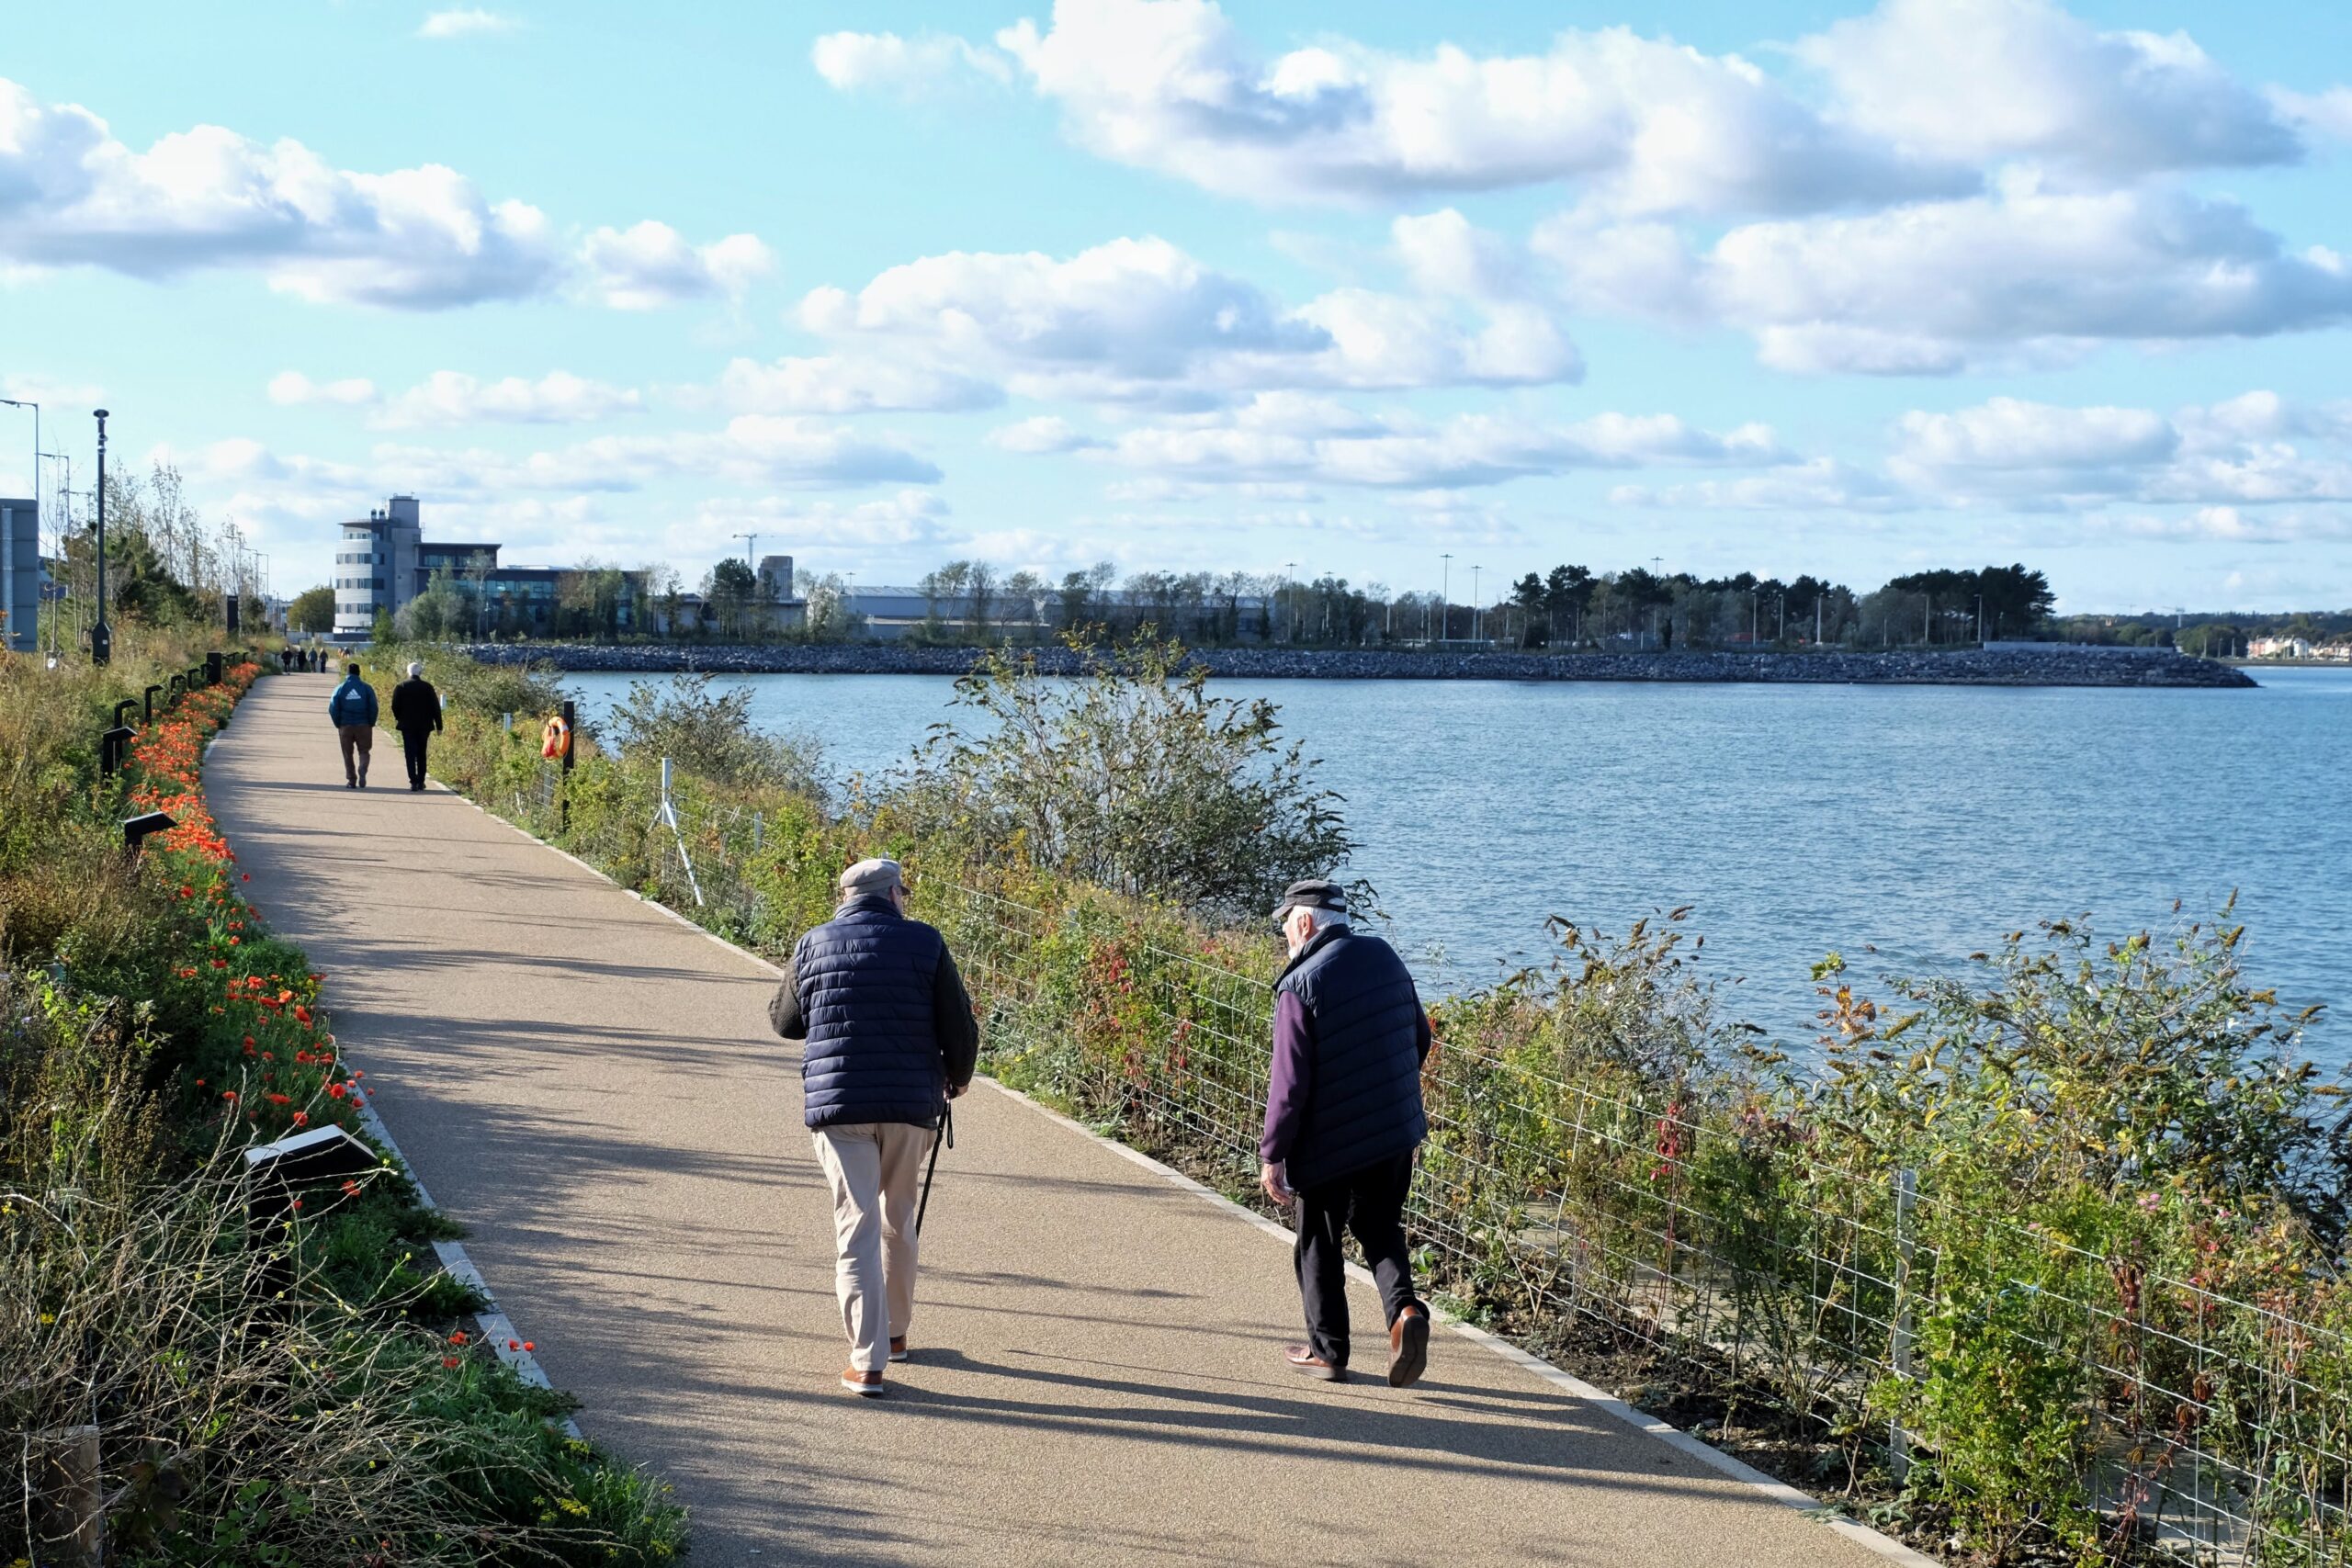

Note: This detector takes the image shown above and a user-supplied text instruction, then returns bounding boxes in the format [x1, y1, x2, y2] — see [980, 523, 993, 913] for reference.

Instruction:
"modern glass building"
[329, 494, 647, 639]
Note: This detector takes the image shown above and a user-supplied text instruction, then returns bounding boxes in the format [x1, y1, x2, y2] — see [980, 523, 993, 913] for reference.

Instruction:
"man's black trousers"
[1294, 1149, 1421, 1368]
[401, 729, 430, 790]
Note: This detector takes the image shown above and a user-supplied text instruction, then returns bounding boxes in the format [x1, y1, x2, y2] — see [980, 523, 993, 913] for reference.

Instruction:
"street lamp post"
[1470, 565, 1481, 643]
[1439, 553, 1451, 645]
[91, 410, 111, 666]
[1973, 593, 1984, 645]
[0, 397, 34, 656]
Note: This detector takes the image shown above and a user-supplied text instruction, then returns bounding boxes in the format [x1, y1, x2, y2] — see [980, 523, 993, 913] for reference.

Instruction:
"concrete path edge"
[206, 734, 587, 1443]
[423, 774, 1939, 1568]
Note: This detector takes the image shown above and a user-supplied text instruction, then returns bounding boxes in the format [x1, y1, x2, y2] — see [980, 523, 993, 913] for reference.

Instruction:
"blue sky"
[6, 0, 2352, 612]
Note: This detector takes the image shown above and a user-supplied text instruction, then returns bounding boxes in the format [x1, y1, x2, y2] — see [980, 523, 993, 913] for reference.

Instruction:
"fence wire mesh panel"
[911, 878, 2352, 1567]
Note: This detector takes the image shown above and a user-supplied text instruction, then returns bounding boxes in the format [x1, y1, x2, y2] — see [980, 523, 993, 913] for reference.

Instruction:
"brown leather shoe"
[1285, 1344, 1347, 1382]
[841, 1367, 884, 1396]
[1388, 1304, 1430, 1389]
[888, 1336, 910, 1364]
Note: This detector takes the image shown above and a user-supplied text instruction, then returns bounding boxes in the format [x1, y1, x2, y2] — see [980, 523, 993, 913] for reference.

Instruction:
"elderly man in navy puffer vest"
[1260, 878, 1434, 1387]
[770, 858, 978, 1396]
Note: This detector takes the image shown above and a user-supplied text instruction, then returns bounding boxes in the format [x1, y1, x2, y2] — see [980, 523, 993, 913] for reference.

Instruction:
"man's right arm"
[933, 945, 979, 1092]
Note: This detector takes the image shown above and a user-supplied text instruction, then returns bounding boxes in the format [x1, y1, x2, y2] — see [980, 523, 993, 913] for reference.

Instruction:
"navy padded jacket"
[1273, 928, 1429, 1189]
[789, 898, 964, 1130]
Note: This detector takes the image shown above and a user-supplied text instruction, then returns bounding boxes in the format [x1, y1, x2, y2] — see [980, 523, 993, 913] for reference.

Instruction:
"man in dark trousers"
[389, 660, 444, 793]
[1260, 878, 1434, 1387]
[327, 662, 378, 789]
[769, 858, 978, 1396]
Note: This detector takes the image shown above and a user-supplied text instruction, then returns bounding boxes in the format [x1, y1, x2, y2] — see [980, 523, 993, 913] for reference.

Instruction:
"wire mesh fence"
[488, 751, 2352, 1564]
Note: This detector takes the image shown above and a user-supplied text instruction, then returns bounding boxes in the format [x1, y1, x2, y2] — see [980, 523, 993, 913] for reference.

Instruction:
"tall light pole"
[91, 409, 111, 666]
[0, 397, 33, 655]
[1283, 560, 1296, 642]
[1470, 564, 1481, 643]
[1439, 553, 1451, 645]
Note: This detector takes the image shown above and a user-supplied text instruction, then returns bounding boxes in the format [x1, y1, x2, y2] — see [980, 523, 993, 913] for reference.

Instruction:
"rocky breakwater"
[449, 641, 2256, 688]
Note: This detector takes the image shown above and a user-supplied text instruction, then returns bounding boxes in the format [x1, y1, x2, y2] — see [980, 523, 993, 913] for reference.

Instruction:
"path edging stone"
[207, 729, 582, 1439]
[437, 779, 1938, 1567]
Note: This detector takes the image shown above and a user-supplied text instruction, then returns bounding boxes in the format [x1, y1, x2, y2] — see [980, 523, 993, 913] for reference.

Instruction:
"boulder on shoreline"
[440, 641, 2256, 689]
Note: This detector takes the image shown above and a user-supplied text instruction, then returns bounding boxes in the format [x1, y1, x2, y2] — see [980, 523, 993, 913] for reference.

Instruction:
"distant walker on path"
[1260, 878, 1435, 1388]
[390, 661, 444, 794]
[769, 858, 978, 1396]
[328, 662, 379, 790]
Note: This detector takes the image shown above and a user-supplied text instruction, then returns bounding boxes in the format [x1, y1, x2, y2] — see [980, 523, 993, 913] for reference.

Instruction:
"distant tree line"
[875, 558, 2059, 652]
[2058, 608, 2352, 658]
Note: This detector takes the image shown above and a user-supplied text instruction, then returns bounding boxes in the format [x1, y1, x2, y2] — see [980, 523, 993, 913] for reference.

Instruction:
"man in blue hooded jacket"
[770, 857, 978, 1395]
[327, 662, 379, 789]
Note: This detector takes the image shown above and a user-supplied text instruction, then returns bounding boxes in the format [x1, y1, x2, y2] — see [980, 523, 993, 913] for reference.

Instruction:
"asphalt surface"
[209, 673, 1887, 1568]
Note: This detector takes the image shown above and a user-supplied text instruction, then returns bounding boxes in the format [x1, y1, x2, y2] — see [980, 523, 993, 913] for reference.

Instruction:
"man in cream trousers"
[770, 859, 978, 1395]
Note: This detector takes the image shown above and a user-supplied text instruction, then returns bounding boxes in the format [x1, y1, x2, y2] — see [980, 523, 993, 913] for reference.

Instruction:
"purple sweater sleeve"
[1261, 990, 1314, 1164]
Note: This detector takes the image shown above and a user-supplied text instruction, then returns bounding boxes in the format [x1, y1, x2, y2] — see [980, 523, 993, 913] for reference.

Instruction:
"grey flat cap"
[839, 857, 906, 899]
[1271, 878, 1348, 920]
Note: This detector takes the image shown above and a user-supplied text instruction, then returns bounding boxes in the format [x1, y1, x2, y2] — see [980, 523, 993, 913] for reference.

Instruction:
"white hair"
[1301, 908, 1350, 935]
[406, 660, 423, 677]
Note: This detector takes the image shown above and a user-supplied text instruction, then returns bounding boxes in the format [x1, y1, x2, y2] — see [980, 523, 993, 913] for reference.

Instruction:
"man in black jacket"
[771, 858, 978, 1395]
[388, 661, 443, 793]
[1260, 878, 1434, 1388]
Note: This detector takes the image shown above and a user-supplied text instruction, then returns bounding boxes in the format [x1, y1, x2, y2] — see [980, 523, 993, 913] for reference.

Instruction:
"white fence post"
[650, 756, 707, 908]
[1892, 1166, 1917, 1484]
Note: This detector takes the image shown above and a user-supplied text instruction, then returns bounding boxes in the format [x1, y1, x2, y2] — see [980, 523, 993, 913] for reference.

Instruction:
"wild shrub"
[605, 672, 826, 796]
[884, 634, 1354, 919]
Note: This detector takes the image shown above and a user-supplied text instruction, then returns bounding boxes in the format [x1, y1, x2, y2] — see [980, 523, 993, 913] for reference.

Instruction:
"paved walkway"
[209, 673, 1890, 1568]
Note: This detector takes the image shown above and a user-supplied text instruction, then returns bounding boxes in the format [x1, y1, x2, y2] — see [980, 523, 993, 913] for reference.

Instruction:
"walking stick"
[916, 1101, 954, 1235]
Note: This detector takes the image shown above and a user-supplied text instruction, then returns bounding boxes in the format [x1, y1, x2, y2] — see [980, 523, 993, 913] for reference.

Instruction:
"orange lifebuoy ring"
[540, 714, 571, 760]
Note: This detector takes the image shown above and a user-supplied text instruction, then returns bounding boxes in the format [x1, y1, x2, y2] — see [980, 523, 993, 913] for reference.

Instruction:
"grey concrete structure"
[207, 673, 1902, 1568]
[1, 497, 34, 653]
[334, 495, 423, 636]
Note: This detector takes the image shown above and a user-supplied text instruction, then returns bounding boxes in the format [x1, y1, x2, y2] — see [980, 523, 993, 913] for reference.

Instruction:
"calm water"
[564, 668, 2352, 1059]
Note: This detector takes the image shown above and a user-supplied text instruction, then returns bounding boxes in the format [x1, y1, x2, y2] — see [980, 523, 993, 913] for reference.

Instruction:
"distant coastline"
[438, 641, 2256, 688]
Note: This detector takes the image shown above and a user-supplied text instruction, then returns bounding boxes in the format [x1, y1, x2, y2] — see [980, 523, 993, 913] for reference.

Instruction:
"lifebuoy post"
[560, 698, 575, 829]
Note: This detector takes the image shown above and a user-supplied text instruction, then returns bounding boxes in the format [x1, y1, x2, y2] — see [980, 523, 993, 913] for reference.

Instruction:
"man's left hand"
[1260, 1160, 1294, 1207]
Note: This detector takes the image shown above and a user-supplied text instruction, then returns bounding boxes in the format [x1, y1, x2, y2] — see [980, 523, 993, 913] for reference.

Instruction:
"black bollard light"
[111, 699, 137, 732]
[206, 651, 222, 685]
[122, 810, 175, 856]
[143, 683, 163, 724]
[99, 724, 133, 778]
[243, 1125, 380, 1225]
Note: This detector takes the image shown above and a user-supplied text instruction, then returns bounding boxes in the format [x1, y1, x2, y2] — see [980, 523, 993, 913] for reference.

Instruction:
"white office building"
[334, 495, 423, 637]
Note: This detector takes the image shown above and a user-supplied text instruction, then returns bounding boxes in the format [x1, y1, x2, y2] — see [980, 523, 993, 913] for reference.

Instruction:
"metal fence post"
[560, 698, 574, 830]
[1892, 1166, 1917, 1484]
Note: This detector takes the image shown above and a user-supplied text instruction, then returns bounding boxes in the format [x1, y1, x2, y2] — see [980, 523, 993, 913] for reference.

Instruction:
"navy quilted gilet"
[796, 898, 949, 1130]
[1274, 928, 1428, 1189]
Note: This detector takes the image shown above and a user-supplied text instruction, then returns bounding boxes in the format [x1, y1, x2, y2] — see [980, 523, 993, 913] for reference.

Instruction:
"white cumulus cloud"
[268, 372, 379, 407]
[0, 77, 765, 311]
[987, 416, 1102, 453]
[582, 222, 774, 310]
[1796, 0, 2304, 177]
[811, 30, 1011, 92]
[1098, 400, 1791, 489]
[715, 355, 1001, 414]
[797, 231, 1578, 406]
[1540, 179, 2352, 374]
[418, 9, 517, 40]
[374, 370, 643, 428]
[981, 0, 1971, 212]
